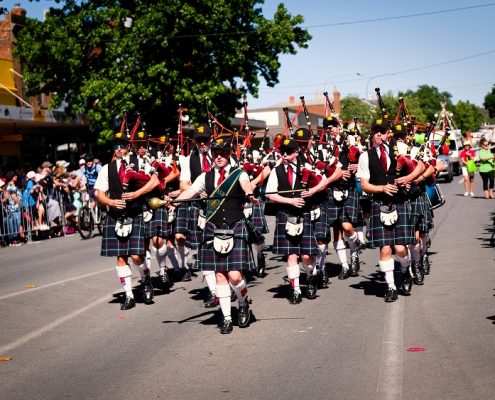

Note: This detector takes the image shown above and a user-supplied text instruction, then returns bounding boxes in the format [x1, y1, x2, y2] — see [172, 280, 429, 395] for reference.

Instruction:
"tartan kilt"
[101, 214, 146, 257]
[199, 220, 255, 272]
[369, 200, 415, 247]
[423, 193, 434, 231]
[312, 203, 330, 241]
[247, 202, 269, 233]
[272, 211, 319, 255]
[175, 203, 203, 249]
[410, 193, 430, 233]
[326, 187, 360, 226]
[144, 207, 168, 239]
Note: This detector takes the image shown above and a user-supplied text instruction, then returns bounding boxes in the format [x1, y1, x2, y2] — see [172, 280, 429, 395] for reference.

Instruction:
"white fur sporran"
[167, 208, 176, 223]
[213, 229, 235, 255]
[143, 209, 153, 223]
[379, 205, 398, 227]
[115, 217, 133, 239]
[333, 189, 348, 202]
[310, 206, 321, 221]
[243, 204, 253, 219]
[197, 211, 206, 230]
[285, 215, 303, 237]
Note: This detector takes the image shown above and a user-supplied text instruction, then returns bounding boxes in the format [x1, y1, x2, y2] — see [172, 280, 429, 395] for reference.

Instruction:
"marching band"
[94, 91, 446, 334]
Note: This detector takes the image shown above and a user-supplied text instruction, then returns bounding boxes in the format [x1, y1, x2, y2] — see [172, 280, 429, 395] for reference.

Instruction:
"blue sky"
[2, 0, 494, 110]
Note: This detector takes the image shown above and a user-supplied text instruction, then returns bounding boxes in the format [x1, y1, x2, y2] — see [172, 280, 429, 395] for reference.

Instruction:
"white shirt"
[266, 163, 296, 193]
[356, 144, 390, 181]
[179, 151, 212, 182]
[188, 164, 250, 195]
[94, 157, 153, 192]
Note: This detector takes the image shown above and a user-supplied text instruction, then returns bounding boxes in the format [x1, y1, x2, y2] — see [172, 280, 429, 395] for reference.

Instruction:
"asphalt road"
[1, 177, 494, 400]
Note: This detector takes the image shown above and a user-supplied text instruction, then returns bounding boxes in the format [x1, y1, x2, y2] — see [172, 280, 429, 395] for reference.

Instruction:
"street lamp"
[365, 73, 397, 100]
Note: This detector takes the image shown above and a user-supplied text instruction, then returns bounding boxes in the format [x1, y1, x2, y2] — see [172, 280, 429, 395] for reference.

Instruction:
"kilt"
[423, 193, 434, 231]
[369, 200, 415, 247]
[272, 211, 319, 255]
[410, 193, 431, 233]
[144, 207, 168, 239]
[199, 220, 255, 272]
[312, 203, 330, 241]
[248, 202, 269, 233]
[326, 187, 360, 226]
[101, 214, 146, 257]
[175, 202, 203, 249]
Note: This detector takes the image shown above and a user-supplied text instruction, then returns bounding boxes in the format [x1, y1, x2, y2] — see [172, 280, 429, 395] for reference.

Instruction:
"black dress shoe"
[384, 287, 398, 302]
[142, 275, 154, 304]
[356, 239, 367, 253]
[220, 318, 233, 334]
[120, 296, 136, 310]
[288, 289, 302, 304]
[349, 254, 360, 277]
[257, 252, 266, 277]
[399, 270, 412, 296]
[320, 268, 329, 288]
[422, 253, 430, 275]
[412, 262, 424, 285]
[182, 268, 192, 282]
[160, 272, 170, 291]
[238, 301, 251, 327]
[338, 267, 350, 280]
[306, 276, 317, 299]
[204, 292, 219, 308]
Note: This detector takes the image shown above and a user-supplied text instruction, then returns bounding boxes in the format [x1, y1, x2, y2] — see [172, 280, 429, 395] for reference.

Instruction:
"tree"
[484, 84, 495, 119]
[454, 101, 484, 133]
[340, 96, 375, 126]
[399, 85, 453, 123]
[14, 0, 311, 142]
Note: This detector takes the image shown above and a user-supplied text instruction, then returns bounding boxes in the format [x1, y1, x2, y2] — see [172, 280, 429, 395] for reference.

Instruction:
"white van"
[433, 129, 463, 175]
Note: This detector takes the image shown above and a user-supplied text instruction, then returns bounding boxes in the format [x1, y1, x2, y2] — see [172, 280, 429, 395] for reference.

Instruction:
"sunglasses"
[212, 150, 230, 158]
[281, 150, 296, 156]
[112, 144, 127, 150]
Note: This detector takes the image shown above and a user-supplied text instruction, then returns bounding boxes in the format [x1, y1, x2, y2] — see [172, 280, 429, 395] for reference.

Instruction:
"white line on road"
[0, 292, 116, 355]
[376, 298, 404, 400]
[0, 267, 115, 301]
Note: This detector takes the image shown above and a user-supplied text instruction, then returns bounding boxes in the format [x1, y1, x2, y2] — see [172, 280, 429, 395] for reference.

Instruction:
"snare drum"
[425, 182, 445, 209]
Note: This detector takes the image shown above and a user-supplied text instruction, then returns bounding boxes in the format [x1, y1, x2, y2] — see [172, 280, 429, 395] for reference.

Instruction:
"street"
[0, 177, 494, 400]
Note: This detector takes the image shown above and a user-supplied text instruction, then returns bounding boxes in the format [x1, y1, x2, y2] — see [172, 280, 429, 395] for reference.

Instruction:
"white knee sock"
[216, 284, 231, 321]
[420, 236, 428, 256]
[116, 265, 133, 297]
[166, 247, 180, 270]
[396, 253, 410, 274]
[231, 279, 248, 305]
[287, 264, 301, 293]
[131, 260, 148, 280]
[203, 270, 216, 295]
[378, 259, 396, 290]
[409, 243, 421, 263]
[334, 240, 349, 270]
[344, 232, 359, 256]
[302, 262, 315, 278]
[356, 226, 365, 243]
[317, 243, 327, 269]
[177, 245, 189, 269]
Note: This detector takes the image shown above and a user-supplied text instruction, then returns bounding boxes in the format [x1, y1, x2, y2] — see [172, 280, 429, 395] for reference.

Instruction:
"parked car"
[433, 130, 463, 175]
[436, 153, 454, 182]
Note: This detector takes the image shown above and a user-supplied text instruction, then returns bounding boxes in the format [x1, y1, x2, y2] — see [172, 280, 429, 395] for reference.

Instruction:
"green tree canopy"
[14, 0, 311, 142]
[340, 96, 375, 125]
[399, 85, 453, 123]
[484, 84, 495, 119]
[454, 100, 485, 134]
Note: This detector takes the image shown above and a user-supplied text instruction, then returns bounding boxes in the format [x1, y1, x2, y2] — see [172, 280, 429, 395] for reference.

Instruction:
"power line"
[306, 3, 495, 29]
[170, 3, 495, 39]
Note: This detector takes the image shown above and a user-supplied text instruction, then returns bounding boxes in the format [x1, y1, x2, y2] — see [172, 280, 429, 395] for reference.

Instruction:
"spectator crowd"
[0, 155, 102, 246]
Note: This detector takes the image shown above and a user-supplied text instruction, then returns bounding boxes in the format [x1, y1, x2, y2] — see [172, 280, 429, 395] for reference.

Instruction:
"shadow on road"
[349, 272, 386, 299]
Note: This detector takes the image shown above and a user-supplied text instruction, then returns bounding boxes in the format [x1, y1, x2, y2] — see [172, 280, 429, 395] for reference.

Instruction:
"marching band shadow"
[161, 307, 258, 327]
[349, 272, 386, 299]
[487, 316, 495, 325]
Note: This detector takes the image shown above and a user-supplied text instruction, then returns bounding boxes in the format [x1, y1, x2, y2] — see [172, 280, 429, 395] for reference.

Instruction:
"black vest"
[275, 164, 306, 215]
[190, 151, 210, 183]
[107, 160, 144, 219]
[368, 145, 398, 202]
[205, 168, 245, 227]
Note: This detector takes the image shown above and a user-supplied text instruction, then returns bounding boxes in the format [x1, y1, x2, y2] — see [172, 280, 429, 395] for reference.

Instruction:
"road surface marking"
[376, 297, 404, 400]
[0, 267, 115, 301]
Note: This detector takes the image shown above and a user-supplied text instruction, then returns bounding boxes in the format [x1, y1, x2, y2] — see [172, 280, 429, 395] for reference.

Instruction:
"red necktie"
[306, 151, 313, 164]
[379, 145, 388, 171]
[287, 165, 293, 187]
[202, 154, 211, 173]
[217, 167, 226, 186]
[118, 160, 126, 183]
